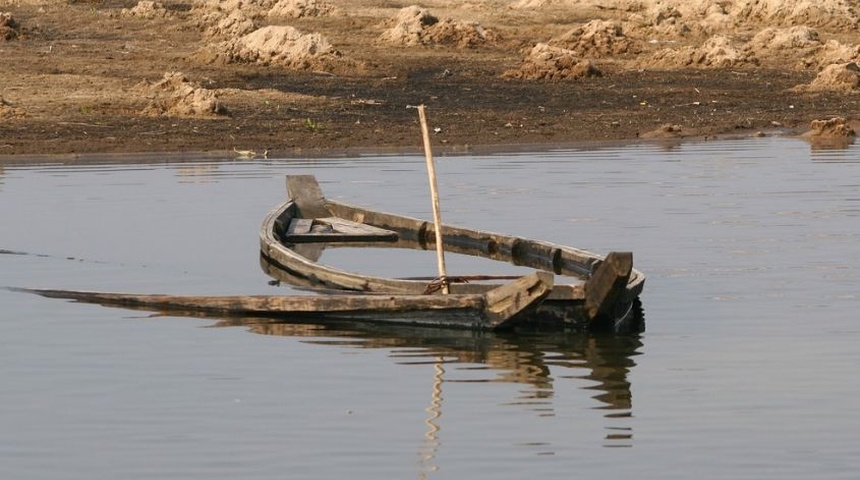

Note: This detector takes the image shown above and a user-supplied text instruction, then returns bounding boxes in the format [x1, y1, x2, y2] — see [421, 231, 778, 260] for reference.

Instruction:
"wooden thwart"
[286, 218, 314, 236]
[284, 217, 398, 243]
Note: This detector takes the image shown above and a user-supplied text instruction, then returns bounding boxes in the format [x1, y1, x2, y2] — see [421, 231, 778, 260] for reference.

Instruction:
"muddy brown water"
[1, 137, 859, 479]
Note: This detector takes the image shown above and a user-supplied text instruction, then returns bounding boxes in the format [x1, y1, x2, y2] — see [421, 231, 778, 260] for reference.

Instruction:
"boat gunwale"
[259, 198, 645, 301]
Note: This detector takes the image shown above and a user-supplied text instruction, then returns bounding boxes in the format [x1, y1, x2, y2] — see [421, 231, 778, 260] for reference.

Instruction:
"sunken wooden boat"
[259, 175, 646, 332]
[14, 271, 553, 330]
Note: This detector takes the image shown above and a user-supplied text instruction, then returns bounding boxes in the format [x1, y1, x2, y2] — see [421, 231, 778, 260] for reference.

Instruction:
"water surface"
[2, 137, 859, 479]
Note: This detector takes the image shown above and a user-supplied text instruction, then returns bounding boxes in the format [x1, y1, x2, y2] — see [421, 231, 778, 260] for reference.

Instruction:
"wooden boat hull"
[259, 176, 646, 332]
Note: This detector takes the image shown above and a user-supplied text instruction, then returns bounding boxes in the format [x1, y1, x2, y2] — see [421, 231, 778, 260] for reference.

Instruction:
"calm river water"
[1, 137, 858, 479]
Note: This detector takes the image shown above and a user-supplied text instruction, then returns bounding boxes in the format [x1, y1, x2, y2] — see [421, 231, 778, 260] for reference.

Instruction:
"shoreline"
[2, 1, 859, 158]
[0, 128, 811, 165]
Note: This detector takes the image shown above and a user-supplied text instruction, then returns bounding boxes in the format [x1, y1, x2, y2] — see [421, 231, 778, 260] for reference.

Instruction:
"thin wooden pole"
[417, 105, 449, 294]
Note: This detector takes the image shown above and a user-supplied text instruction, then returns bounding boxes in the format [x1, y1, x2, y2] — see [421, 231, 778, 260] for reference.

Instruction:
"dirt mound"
[802, 117, 858, 149]
[642, 24, 859, 71]
[121, 1, 171, 19]
[193, 0, 335, 36]
[195, 6, 256, 39]
[728, 0, 860, 31]
[203, 25, 342, 71]
[794, 62, 860, 92]
[746, 26, 823, 68]
[510, 0, 860, 36]
[377, 7, 435, 47]
[625, 1, 727, 39]
[0, 95, 25, 119]
[612, 0, 860, 72]
[197, 0, 260, 38]
[631, 0, 859, 33]
[378, 6, 495, 48]
[268, 0, 338, 19]
[645, 35, 757, 69]
[746, 27, 860, 70]
[640, 123, 684, 139]
[549, 20, 640, 58]
[816, 40, 860, 68]
[136, 72, 227, 118]
[192, 1, 262, 38]
[749, 26, 821, 52]
[803, 117, 856, 138]
[613, 0, 860, 46]
[193, 0, 268, 15]
[509, 0, 554, 7]
[1, 11, 19, 41]
[503, 43, 602, 80]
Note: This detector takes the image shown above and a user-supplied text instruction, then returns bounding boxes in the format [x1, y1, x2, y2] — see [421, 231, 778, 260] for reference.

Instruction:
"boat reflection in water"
[210, 313, 644, 450]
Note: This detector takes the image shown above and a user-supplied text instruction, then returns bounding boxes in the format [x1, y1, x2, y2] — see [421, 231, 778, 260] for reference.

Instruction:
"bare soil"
[2, 0, 860, 157]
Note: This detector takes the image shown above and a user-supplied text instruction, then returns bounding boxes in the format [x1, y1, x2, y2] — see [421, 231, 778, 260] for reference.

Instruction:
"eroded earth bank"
[2, 0, 860, 156]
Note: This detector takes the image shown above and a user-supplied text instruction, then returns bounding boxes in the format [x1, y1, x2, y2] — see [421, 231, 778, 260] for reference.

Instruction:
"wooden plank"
[21, 289, 477, 312]
[12, 272, 552, 330]
[287, 175, 330, 218]
[583, 251, 633, 323]
[483, 271, 553, 329]
[321, 217, 398, 239]
[284, 217, 398, 243]
[286, 218, 314, 236]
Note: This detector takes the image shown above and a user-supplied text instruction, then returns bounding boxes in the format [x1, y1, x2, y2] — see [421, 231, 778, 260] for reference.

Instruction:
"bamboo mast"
[416, 105, 449, 294]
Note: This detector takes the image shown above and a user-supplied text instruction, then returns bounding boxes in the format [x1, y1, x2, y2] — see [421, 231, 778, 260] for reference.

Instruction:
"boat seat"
[284, 217, 399, 243]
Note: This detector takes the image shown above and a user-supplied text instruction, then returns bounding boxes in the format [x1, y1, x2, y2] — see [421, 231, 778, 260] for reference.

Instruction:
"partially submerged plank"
[583, 251, 633, 322]
[16, 288, 479, 313]
[11, 272, 552, 330]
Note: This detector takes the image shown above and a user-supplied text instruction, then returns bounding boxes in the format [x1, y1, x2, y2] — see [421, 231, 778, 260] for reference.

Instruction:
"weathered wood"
[322, 218, 397, 237]
[260, 175, 647, 332]
[14, 272, 553, 330]
[287, 175, 330, 218]
[286, 218, 314, 236]
[484, 271, 553, 328]
[284, 217, 398, 243]
[583, 251, 634, 322]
